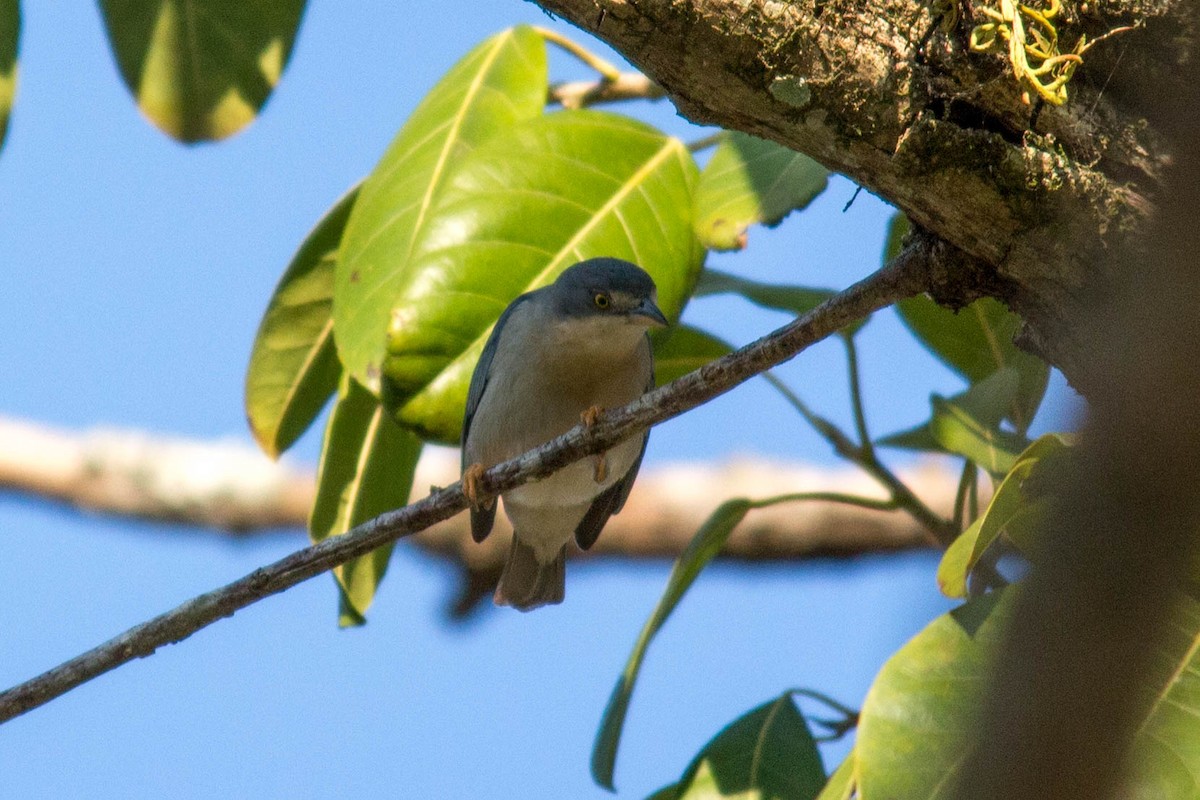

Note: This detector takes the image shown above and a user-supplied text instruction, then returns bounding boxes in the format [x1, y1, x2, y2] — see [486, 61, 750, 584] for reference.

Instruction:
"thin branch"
[0, 241, 935, 724]
[764, 372, 955, 545]
[842, 334, 873, 457]
[547, 72, 666, 109]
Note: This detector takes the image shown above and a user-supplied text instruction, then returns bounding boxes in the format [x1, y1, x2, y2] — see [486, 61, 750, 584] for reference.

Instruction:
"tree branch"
[547, 72, 666, 109]
[0, 238, 936, 724]
[532, 0, 1185, 389]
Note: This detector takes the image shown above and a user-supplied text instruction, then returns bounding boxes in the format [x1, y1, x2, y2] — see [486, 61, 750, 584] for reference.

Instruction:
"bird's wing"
[574, 337, 654, 551]
[462, 294, 534, 542]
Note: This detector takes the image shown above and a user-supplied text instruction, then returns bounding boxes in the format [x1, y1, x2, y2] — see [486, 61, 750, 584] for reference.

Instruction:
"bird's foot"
[592, 453, 608, 484]
[580, 405, 604, 428]
[461, 463, 493, 510]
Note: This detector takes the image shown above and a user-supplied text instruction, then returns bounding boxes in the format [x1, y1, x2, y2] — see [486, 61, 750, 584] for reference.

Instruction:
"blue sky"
[0, 3, 1081, 797]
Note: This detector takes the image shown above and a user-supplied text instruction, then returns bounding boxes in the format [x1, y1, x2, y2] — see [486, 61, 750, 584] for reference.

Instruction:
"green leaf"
[674, 693, 826, 800]
[936, 434, 1074, 598]
[0, 0, 17, 153]
[652, 325, 732, 385]
[857, 590, 1200, 799]
[814, 753, 856, 800]
[694, 270, 866, 335]
[930, 399, 1026, 480]
[646, 785, 680, 800]
[245, 184, 356, 457]
[310, 376, 422, 625]
[885, 213, 1049, 432]
[935, 515, 985, 600]
[592, 500, 753, 790]
[694, 132, 828, 251]
[380, 110, 704, 442]
[1124, 595, 1200, 799]
[333, 26, 549, 396]
[98, 0, 306, 142]
[879, 368, 1029, 466]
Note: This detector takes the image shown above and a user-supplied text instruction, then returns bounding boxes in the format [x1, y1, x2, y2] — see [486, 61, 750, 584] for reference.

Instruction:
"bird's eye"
[593, 293, 610, 309]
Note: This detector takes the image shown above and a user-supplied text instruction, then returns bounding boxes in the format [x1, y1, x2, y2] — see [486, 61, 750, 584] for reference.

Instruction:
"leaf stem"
[533, 26, 621, 81]
[765, 373, 956, 546]
[953, 459, 976, 531]
[686, 132, 725, 153]
[842, 333, 873, 457]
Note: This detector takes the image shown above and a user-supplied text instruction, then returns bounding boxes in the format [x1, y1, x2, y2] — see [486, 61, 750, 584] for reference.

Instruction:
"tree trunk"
[533, 0, 1195, 391]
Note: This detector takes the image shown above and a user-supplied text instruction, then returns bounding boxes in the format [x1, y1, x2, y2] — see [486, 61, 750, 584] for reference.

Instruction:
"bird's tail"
[494, 536, 566, 611]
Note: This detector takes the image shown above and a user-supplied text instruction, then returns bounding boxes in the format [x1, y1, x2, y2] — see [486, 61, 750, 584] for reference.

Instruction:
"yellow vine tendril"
[970, 0, 1090, 105]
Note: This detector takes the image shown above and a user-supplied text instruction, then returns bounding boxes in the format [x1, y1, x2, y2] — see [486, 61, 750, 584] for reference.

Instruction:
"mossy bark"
[534, 0, 1196, 391]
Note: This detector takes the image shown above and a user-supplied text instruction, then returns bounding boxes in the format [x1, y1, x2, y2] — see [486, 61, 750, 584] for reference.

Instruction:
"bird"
[460, 257, 668, 611]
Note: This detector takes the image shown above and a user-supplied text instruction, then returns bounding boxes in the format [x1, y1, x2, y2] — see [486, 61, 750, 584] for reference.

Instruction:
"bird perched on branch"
[461, 258, 667, 611]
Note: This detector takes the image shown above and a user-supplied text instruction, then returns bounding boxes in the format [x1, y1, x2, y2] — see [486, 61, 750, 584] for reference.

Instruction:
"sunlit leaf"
[674, 693, 826, 800]
[379, 110, 704, 442]
[310, 376, 422, 625]
[694, 132, 828, 251]
[245, 184, 357, 457]
[814, 752, 856, 800]
[0, 0, 18, 153]
[652, 325, 732, 385]
[592, 500, 752, 790]
[98, 0, 307, 142]
[333, 26, 548, 396]
[857, 590, 1200, 799]
[885, 213, 1049, 432]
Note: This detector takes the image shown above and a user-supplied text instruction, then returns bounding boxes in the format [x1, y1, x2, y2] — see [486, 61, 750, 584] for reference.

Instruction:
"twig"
[0, 241, 933, 724]
[763, 372, 955, 545]
[548, 72, 666, 109]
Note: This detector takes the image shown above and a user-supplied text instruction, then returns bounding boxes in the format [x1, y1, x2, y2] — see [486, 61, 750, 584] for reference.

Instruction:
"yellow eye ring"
[593, 293, 610, 309]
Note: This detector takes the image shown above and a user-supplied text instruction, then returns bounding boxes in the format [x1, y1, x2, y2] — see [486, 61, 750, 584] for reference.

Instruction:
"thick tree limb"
[0, 417, 946, 561]
[0, 232, 938, 724]
[532, 0, 1195, 389]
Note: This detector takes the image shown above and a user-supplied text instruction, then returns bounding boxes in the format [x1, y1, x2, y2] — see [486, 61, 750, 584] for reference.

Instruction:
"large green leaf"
[856, 592, 1006, 800]
[0, 0, 17, 153]
[593, 500, 753, 790]
[673, 694, 826, 800]
[380, 110, 704, 442]
[333, 26, 548, 396]
[98, 0, 306, 142]
[856, 590, 1200, 799]
[245, 184, 356, 458]
[310, 376, 422, 626]
[652, 325, 733, 385]
[885, 213, 1049, 432]
[694, 132, 828, 251]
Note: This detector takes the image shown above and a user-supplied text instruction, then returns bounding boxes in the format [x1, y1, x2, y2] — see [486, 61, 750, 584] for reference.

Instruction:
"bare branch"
[0, 240, 938, 724]
[0, 417, 313, 533]
[0, 417, 951, 560]
[547, 72, 666, 109]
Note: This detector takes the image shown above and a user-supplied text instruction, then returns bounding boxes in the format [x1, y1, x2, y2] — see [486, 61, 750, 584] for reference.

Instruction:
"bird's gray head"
[548, 258, 668, 328]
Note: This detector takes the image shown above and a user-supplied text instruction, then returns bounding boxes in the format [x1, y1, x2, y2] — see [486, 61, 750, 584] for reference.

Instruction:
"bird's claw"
[580, 405, 604, 428]
[461, 463, 493, 510]
[592, 453, 608, 484]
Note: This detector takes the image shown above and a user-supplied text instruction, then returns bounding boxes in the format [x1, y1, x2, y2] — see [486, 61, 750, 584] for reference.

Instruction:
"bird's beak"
[630, 298, 669, 328]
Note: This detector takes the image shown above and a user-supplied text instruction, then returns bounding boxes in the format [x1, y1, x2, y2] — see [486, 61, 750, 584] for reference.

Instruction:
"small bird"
[461, 257, 668, 611]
